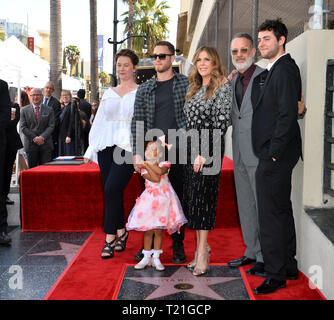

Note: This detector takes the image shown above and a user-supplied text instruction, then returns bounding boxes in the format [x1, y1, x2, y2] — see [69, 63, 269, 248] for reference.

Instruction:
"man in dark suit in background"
[43, 82, 61, 158]
[20, 88, 55, 168]
[251, 19, 302, 295]
[0, 79, 11, 245]
[77, 89, 91, 153]
[77, 89, 91, 121]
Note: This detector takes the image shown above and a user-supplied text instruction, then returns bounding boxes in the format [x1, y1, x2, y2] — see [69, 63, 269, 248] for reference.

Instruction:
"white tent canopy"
[0, 36, 82, 91]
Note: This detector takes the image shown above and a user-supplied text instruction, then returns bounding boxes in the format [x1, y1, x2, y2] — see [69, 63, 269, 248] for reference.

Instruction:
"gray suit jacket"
[20, 103, 55, 152]
[231, 65, 263, 166]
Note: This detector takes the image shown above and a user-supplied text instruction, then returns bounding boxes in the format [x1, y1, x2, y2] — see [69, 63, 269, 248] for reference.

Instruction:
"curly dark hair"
[115, 49, 139, 66]
[258, 18, 288, 49]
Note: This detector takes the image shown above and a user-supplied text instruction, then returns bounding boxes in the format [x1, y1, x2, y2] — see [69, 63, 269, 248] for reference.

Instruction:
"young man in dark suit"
[0, 79, 11, 245]
[251, 19, 302, 294]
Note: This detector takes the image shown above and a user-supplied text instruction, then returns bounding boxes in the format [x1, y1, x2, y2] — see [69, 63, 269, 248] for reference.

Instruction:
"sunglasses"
[231, 47, 250, 55]
[150, 53, 174, 60]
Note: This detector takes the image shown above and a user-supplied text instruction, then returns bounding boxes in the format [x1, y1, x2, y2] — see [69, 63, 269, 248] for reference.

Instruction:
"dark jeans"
[167, 147, 185, 246]
[168, 161, 185, 246]
[98, 146, 134, 235]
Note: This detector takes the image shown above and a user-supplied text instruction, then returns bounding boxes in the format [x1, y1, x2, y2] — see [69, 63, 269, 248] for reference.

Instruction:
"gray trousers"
[233, 155, 263, 262]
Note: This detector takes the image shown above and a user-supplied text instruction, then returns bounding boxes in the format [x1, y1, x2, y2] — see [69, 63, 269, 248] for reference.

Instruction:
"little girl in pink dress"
[126, 139, 187, 271]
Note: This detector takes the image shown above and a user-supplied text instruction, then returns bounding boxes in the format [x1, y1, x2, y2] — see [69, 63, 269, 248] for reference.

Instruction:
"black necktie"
[235, 74, 244, 110]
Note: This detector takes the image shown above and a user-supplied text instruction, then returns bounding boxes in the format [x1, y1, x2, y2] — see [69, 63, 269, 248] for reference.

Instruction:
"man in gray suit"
[227, 33, 265, 276]
[20, 88, 55, 168]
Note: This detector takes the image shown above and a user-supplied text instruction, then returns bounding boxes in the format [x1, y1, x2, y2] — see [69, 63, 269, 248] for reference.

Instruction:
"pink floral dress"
[126, 161, 188, 234]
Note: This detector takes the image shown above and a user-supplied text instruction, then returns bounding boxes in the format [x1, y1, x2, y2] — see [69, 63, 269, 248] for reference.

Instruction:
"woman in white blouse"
[84, 49, 139, 259]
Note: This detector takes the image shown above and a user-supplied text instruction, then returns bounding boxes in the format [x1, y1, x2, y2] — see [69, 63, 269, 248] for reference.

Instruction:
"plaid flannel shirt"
[131, 72, 189, 156]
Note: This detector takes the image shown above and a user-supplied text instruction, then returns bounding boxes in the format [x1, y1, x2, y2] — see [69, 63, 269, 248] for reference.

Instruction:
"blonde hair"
[186, 46, 226, 102]
[60, 90, 72, 106]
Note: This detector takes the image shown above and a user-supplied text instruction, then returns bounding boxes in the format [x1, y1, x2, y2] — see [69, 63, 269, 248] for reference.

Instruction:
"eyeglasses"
[30, 94, 42, 97]
[150, 53, 174, 60]
[231, 48, 250, 55]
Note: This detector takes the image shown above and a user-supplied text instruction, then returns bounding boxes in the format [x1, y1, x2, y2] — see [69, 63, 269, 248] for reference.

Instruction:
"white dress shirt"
[84, 87, 137, 163]
[266, 53, 288, 71]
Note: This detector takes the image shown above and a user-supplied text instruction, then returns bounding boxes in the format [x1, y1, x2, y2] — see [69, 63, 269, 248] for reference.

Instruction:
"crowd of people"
[0, 83, 98, 244]
[0, 18, 306, 296]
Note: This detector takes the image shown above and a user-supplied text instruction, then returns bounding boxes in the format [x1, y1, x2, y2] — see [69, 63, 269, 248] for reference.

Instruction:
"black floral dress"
[183, 84, 232, 230]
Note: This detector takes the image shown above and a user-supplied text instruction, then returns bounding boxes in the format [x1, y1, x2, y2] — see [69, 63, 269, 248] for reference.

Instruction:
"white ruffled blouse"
[84, 87, 137, 163]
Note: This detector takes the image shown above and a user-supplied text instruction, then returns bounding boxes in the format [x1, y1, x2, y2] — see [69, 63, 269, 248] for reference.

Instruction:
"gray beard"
[232, 55, 254, 72]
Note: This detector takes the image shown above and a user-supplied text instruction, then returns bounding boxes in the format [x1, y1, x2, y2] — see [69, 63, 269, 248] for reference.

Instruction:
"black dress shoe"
[0, 232, 12, 245]
[246, 262, 266, 278]
[228, 256, 256, 267]
[172, 244, 186, 264]
[253, 278, 286, 295]
[286, 271, 299, 280]
[6, 197, 14, 205]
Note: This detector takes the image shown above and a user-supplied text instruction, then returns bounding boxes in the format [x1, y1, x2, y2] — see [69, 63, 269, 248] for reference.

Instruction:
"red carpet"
[44, 227, 325, 300]
[44, 227, 245, 300]
[41, 156, 325, 300]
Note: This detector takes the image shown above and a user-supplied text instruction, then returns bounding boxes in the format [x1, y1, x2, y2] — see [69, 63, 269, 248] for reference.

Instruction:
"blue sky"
[1, 0, 180, 72]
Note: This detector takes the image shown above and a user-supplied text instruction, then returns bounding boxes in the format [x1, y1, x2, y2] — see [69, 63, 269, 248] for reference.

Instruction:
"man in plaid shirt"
[131, 41, 189, 264]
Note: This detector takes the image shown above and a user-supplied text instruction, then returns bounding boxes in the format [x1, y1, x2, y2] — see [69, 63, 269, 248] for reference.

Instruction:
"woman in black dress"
[58, 90, 83, 156]
[183, 46, 232, 276]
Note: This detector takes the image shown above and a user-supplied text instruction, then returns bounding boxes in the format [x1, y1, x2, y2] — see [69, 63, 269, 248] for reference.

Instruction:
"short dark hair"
[232, 33, 254, 47]
[77, 89, 86, 99]
[154, 41, 175, 54]
[258, 18, 288, 49]
[115, 48, 139, 66]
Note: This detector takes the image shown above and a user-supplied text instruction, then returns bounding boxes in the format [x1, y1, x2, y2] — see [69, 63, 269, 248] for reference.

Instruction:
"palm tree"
[122, 0, 136, 49]
[122, 0, 170, 57]
[64, 45, 80, 76]
[50, 0, 62, 99]
[90, 0, 99, 102]
[99, 71, 111, 87]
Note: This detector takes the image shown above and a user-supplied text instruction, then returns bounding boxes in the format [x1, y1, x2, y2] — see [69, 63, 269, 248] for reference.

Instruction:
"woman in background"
[58, 90, 83, 156]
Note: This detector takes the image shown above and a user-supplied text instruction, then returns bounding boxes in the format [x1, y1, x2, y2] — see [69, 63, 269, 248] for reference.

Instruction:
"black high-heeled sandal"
[115, 231, 129, 252]
[101, 238, 116, 259]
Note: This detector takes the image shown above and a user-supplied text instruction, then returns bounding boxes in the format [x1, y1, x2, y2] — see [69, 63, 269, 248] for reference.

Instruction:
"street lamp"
[108, 0, 147, 86]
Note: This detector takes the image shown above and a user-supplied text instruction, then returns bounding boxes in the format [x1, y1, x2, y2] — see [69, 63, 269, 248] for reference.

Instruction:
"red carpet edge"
[43, 231, 96, 300]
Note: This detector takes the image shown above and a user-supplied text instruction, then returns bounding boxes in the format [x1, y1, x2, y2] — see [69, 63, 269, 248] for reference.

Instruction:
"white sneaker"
[134, 250, 152, 270]
[152, 249, 165, 271]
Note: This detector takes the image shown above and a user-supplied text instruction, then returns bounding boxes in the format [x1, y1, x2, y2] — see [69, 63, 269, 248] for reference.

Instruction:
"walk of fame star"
[125, 266, 240, 300]
[28, 242, 81, 264]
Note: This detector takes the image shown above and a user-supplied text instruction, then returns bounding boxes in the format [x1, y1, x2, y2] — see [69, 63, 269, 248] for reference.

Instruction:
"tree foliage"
[64, 45, 80, 76]
[99, 71, 111, 87]
[122, 0, 170, 57]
